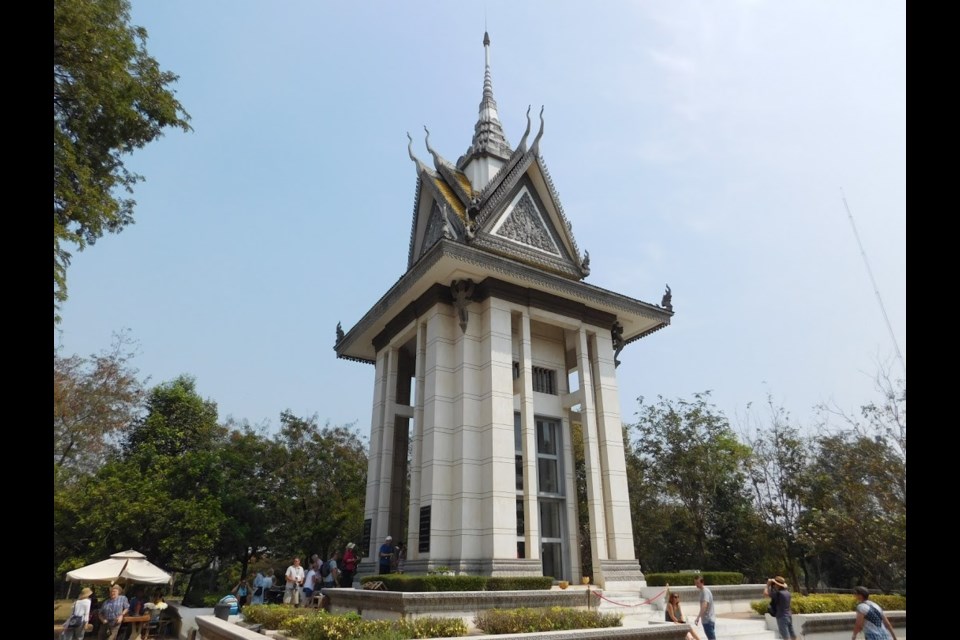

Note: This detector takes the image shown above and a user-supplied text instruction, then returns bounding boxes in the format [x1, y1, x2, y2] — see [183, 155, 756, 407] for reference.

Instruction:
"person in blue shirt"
[378, 536, 396, 574]
[97, 584, 129, 640]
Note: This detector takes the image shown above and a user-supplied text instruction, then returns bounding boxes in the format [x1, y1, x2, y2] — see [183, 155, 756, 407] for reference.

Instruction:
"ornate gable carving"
[492, 190, 561, 256]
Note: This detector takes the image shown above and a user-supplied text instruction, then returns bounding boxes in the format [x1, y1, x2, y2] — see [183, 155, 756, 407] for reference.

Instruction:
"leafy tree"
[801, 369, 906, 592]
[56, 375, 229, 593]
[216, 421, 280, 578]
[628, 392, 753, 570]
[741, 397, 812, 589]
[54, 330, 146, 478]
[54, 0, 191, 315]
[267, 411, 368, 559]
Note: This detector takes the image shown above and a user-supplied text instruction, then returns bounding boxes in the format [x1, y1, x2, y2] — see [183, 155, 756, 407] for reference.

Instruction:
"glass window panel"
[514, 412, 522, 452]
[539, 500, 562, 538]
[516, 455, 524, 491]
[542, 542, 563, 580]
[538, 458, 558, 494]
[516, 499, 525, 536]
[536, 421, 557, 455]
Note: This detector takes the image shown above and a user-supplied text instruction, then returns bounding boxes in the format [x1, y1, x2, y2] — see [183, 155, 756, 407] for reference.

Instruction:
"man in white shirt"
[284, 557, 305, 605]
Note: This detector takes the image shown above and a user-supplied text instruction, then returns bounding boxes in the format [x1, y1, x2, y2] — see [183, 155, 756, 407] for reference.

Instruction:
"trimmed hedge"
[749, 593, 907, 615]
[358, 574, 553, 592]
[282, 611, 467, 640]
[474, 607, 622, 634]
[645, 572, 744, 586]
[486, 576, 554, 591]
[243, 607, 467, 639]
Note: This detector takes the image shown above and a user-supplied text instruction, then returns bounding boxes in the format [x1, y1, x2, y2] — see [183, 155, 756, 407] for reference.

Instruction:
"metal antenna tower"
[840, 188, 906, 375]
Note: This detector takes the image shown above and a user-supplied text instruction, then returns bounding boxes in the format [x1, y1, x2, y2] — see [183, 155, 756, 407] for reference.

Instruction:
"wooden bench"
[363, 581, 386, 591]
[53, 623, 93, 639]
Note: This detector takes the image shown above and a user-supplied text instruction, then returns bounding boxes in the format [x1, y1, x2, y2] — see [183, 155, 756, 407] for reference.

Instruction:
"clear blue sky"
[55, 0, 906, 436]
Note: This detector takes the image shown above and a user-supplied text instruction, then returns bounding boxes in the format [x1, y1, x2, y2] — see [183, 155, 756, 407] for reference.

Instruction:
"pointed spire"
[461, 31, 512, 165]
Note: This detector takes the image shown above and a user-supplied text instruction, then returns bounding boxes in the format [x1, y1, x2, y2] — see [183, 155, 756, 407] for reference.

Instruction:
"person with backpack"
[322, 551, 341, 589]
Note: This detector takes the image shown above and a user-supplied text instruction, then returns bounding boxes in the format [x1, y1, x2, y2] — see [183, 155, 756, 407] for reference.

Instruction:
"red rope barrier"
[590, 587, 667, 608]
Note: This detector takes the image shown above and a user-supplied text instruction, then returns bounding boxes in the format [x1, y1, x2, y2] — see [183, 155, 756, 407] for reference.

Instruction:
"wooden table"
[121, 614, 151, 639]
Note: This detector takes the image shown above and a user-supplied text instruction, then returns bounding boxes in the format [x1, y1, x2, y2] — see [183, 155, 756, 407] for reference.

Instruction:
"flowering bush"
[280, 613, 466, 640]
[474, 607, 622, 634]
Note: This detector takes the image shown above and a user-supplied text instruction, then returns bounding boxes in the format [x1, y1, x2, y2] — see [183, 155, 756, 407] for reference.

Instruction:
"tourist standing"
[323, 550, 341, 588]
[97, 584, 129, 640]
[394, 542, 406, 574]
[853, 586, 897, 640]
[694, 575, 717, 640]
[378, 535, 396, 574]
[61, 586, 93, 640]
[764, 576, 797, 640]
[251, 571, 265, 605]
[340, 542, 359, 589]
[302, 564, 318, 606]
[284, 557, 305, 605]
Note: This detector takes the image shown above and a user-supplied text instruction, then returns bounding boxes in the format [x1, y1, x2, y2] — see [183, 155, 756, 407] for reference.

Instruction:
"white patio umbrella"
[65, 549, 173, 587]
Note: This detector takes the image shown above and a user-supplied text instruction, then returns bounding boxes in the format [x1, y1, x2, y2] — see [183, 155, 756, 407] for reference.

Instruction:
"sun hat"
[347, 542, 356, 549]
[771, 576, 788, 589]
[79, 587, 93, 599]
[385, 535, 392, 540]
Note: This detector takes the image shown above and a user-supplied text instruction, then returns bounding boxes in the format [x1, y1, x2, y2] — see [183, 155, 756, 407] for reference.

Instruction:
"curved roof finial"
[407, 131, 429, 174]
[531, 106, 545, 154]
[517, 105, 532, 152]
[424, 125, 443, 168]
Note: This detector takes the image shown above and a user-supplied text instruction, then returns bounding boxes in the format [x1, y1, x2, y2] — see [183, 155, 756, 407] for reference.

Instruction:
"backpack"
[320, 560, 331, 579]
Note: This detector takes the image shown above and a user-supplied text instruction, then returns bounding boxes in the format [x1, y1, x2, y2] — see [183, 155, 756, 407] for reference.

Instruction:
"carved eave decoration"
[336, 238, 672, 364]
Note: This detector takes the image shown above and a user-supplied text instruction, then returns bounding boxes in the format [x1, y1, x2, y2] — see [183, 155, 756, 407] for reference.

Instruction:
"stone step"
[712, 617, 778, 640]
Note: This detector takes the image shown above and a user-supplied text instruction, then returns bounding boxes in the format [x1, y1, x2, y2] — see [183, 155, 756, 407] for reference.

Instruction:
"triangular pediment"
[490, 187, 563, 257]
[469, 164, 586, 279]
[407, 174, 466, 269]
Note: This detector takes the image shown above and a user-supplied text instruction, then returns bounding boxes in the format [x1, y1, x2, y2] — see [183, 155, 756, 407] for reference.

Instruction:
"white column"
[575, 327, 609, 568]
[589, 329, 636, 559]
[419, 303, 456, 561]
[407, 321, 427, 560]
[479, 297, 518, 561]
[518, 311, 540, 559]
[375, 347, 399, 544]
[364, 349, 389, 559]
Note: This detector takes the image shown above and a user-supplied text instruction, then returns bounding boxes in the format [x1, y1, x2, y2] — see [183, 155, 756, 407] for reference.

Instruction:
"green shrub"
[242, 604, 322, 630]
[486, 576, 554, 591]
[358, 574, 553, 592]
[276, 612, 466, 640]
[750, 594, 907, 615]
[474, 607, 622, 634]
[645, 572, 743, 586]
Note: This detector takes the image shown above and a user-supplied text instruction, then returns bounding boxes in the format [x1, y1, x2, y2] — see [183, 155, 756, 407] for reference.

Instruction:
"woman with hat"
[61, 587, 93, 640]
[764, 576, 797, 640]
[341, 542, 359, 589]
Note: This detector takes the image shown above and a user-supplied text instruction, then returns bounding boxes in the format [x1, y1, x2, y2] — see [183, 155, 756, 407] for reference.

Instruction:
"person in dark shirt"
[378, 536, 395, 574]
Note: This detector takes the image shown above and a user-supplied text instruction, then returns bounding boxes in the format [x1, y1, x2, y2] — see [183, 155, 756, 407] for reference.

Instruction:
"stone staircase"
[712, 614, 779, 640]
[641, 615, 778, 640]
[592, 589, 659, 626]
